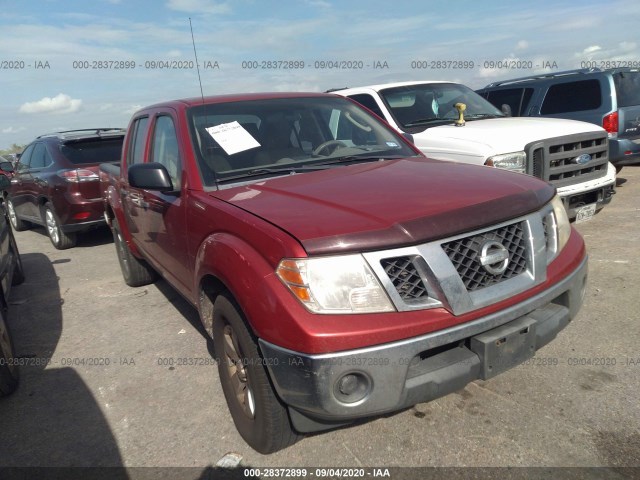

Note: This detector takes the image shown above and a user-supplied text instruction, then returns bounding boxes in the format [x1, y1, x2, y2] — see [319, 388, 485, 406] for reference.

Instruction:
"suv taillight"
[58, 169, 99, 182]
[603, 111, 618, 135]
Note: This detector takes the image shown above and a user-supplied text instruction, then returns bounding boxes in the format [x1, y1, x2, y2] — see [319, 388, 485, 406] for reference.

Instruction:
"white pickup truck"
[332, 81, 617, 221]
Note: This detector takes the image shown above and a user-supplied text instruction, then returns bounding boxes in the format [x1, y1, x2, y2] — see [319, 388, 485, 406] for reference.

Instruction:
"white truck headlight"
[551, 194, 571, 252]
[276, 255, 395, 314]
[544, 195, 572, 262]
[486, 151, 526, 173]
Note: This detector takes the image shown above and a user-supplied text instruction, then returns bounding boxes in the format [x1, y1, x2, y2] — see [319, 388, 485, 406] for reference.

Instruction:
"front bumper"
[259, 256, 587, 433]
[557, 162, 616, 218]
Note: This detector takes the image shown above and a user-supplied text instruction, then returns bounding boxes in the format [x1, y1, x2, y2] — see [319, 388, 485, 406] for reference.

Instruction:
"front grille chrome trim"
[363, 209, 550, 316]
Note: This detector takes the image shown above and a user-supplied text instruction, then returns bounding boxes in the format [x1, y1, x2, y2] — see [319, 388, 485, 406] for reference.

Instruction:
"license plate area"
[469, 317, 536, 380]
[575, 203, 596, 223]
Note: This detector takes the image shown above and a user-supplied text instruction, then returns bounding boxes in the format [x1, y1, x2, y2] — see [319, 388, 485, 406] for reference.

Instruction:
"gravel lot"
[1, 167, 639, 478]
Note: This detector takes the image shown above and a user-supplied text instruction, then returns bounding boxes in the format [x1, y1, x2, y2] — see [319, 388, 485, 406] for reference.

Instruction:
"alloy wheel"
[223, 324, 256, 418]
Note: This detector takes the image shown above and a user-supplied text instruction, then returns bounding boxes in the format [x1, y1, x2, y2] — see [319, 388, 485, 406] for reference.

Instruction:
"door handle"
[128, 192, 148, 209]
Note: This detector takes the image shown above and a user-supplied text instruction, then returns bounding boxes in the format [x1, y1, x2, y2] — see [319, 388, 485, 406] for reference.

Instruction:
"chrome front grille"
[441, 222, 528, 291]
[526, 132, 609, 188]
[380, 256, 429, 301]
[365, 209, 549, 316]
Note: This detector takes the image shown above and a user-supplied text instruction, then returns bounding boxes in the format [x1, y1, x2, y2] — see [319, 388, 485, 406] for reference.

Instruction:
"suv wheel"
[212, 292, 300, 453]
[0, 301, 19, 397]
[6, 200, 29, 232]
[112, 216, 157, 287]
[43, 203, 76, 250]
[9, 232, 24, 286]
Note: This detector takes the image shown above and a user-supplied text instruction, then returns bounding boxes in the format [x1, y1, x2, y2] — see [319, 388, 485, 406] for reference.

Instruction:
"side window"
[151, 115, 181, 191]
[29, 143, 53, 169]
[127, 116, 149, 166]
[348, 94, 385, 119]
[541, 80, 602, 114]
[485, 88, 534, 116]
[17, 144, 35, 171]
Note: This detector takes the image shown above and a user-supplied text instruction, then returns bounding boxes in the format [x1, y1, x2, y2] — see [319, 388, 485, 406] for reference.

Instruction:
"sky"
[0, 0, 638, 149]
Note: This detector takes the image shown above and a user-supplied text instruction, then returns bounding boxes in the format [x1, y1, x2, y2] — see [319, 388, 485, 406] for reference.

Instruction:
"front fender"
[194, 232, 310, 344]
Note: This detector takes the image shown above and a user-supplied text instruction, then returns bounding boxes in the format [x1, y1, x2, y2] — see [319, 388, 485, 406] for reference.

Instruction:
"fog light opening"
[334, 372, 371, 404]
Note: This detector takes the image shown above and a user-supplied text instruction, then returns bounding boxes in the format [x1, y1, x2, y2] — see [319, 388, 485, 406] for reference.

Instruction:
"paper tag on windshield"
[205, 121, 260, 156]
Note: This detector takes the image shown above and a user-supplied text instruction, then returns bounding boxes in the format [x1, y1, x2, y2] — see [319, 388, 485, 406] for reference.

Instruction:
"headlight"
[551, 194, 571, 252]
[485, 151, 526, 173]
[545, 194, 571, 262]
[276, 255, 395, 314]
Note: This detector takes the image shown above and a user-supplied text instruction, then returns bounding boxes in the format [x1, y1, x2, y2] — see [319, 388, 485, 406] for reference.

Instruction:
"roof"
[137, 92, 335, 112]
[36, 128, 126, 141]
[331, 81, 454, 93]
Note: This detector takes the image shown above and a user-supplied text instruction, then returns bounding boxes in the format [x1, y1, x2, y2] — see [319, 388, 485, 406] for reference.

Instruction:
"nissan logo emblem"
[573, 154, 592, 165]
[479, 241, 509, 275]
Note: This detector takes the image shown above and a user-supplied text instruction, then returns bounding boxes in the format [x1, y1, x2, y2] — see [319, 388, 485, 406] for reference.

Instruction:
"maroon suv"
[6, 129, 124, 249]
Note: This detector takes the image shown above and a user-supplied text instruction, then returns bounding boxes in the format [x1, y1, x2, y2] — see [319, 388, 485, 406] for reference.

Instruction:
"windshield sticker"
[206, 121, 260, 155]
[386, 142, 399, 147]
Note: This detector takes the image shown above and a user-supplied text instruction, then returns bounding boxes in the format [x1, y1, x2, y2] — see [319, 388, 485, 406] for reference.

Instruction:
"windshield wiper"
[463, 113, 504, 120]
[311, 154, 410, 166]
[218, 164, 337, 182]
[404, 118, 452, 127]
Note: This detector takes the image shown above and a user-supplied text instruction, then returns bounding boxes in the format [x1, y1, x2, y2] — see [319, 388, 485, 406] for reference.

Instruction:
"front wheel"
[112, 216, 157, 287]
[6, 199, 29, 232]
[212, 292, 300, 453]
[43, 203, 76, 249]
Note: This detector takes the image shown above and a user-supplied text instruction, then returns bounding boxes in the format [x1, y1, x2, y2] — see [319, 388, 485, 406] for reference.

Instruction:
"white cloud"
[166, 0, 231, 14]
[19, 94, 83, 114]
[304, 0, 331, 8]
[583, 45, 602, 54]
[124, 105, 143, 115]
[167, 49, 182, 57]
[2, 126, 26, 134]
[99, 103, 114, 111]
[516, 40, 529, 51]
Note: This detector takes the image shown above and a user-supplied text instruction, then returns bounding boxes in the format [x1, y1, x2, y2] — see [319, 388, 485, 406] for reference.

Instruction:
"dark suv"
[6, 129, 124, 249]
[477, 68, 640, 172]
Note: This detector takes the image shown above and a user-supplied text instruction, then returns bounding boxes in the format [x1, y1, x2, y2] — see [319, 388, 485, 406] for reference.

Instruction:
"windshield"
[379, 83, 504, 128]
[187, 96, 418, 186]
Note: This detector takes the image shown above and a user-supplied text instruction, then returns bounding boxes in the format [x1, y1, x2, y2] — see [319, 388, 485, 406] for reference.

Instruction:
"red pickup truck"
[100, 92, 588, 453]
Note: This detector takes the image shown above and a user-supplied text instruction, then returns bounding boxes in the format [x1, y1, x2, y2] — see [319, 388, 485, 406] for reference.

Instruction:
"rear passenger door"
[538, 79, 608, 124]
[135, 112, 191, 295]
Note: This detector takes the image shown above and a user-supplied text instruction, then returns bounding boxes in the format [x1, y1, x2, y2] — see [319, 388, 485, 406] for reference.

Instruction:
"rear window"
[613, 72, 640, 107]
[541, 80, 602, 114]
[60, 137, 124, 165]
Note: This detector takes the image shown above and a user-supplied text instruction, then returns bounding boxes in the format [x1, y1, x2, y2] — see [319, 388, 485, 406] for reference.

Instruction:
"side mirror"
[401, 132, 415, 144]
[0, 161, 14, 173]
[128, 163, 174, 192]
[0, 175, 11, 190]
[501, 104, 513, 117]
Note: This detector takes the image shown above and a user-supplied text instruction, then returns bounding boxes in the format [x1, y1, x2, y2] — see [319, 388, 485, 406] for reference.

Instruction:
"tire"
[112, 216, 157, 287]
[0, 304, 19, 397]
[43, 203, 76, 250]
[6, 199, 29, 232]
[212, 292, 300, 453]
[615, 164, 622, 174]
[10, 232, 24, 286]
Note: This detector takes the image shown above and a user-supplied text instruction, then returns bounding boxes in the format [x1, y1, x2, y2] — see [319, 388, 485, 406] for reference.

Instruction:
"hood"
[212, 158, 555, 255]
[418, 117, 604, 157]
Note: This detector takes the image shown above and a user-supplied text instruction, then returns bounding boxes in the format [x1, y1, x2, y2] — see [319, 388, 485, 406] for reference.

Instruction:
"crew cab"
[100, 92, 588, 453]
[331, 81, 617, 222]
